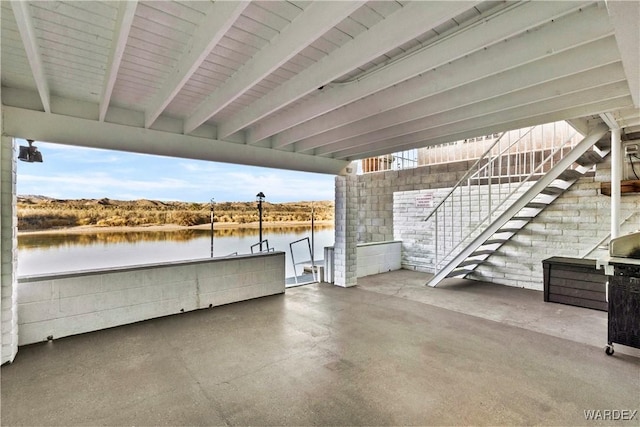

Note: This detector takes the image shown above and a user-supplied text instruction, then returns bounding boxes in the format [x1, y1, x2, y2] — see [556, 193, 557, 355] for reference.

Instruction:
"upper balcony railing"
[358, 150, 418, 174]
[359, 121, 584, 177]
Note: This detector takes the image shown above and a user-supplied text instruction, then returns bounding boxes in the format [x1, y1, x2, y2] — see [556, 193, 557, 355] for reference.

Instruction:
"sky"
[15, 140, 336, 203]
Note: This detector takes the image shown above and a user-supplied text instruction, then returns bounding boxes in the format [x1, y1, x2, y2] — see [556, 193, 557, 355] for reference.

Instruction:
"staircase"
[425, 122, 610, 287]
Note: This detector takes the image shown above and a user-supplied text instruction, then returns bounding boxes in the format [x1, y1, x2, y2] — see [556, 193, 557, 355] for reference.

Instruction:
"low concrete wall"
[323, 240, 402, 282]
[17, 252, 285, 345]
[357, 241, 402, 278]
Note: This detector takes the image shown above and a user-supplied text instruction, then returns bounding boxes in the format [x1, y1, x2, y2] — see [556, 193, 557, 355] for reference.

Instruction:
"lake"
[17, 225, 335, 279]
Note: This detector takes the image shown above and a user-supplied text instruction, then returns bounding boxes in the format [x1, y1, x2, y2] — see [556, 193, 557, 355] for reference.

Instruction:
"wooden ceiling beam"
[183, 1, 364, 135]
[145, 1, 250, 129]
[10, 0, 51, 113]
[100, 1, 138, 122]
[218, 1, 481, 139]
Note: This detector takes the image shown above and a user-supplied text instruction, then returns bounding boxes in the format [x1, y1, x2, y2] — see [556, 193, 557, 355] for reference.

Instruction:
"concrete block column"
[1, 136, 18, 364]
[334, 173, 357, 287]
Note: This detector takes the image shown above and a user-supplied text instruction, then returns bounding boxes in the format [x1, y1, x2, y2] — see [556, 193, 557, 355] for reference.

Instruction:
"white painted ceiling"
[1, 1, 639, 174]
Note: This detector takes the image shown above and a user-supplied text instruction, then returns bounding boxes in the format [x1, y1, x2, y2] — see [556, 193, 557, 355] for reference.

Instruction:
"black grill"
[608, 263, 640, 350]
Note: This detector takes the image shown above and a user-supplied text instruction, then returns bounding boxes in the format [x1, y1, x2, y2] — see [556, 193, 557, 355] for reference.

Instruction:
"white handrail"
[289, 237, 316, 285]
[427, 122, 583, 275]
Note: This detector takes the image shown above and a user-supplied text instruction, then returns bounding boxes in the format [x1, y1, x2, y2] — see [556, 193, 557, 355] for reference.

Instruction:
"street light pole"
[256, 192, 265, 252]
[311, 203, 315, 266]
[210, 197, 214, 258]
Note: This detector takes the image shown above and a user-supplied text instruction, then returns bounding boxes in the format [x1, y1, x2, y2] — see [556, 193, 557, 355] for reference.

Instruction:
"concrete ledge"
[357, 240, 402, 278]
[323, 241, 403, 283]
[17, 252, 285, 345]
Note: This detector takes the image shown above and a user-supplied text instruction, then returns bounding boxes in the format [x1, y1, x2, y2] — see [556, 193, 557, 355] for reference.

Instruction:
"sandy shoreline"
[18, 220, 334, 236]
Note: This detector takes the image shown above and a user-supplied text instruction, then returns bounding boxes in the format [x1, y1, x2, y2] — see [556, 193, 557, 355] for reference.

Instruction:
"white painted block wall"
[386, 155, 640, 291]
[1, 136, 18, 364]
[356, 241, 402, 278]
[357, 162, 471, 243]
[17, 253, 285, 345]
[393, 183, 535, 273]
[472, 160, 640, 290]
[334, 174, 358, 287]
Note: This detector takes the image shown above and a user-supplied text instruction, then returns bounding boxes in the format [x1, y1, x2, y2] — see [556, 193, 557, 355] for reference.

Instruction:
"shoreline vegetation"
[18, 196, 334, 235]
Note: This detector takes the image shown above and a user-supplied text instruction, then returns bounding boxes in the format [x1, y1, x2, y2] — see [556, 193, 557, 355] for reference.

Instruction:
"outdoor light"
[18, 139, 43, 163]
[256, 192, 265, 252]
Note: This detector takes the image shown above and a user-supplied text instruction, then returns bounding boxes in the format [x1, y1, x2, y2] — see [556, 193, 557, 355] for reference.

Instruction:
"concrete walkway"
[2, 271, 639, 426]
[358, 270, 640, 354]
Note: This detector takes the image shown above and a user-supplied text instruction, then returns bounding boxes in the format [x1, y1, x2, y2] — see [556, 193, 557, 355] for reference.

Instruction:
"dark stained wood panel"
[543, 257, 607, 311]
[600, 179, 640, 196]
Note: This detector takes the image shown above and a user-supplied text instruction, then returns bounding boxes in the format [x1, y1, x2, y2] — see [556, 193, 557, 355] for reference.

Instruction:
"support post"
[334, 163, 358, 287]
[611, 127, 622, 240]
[311, 204, 315, 267]
[1, 136, 19, 364]
[210, 198, 214, 258]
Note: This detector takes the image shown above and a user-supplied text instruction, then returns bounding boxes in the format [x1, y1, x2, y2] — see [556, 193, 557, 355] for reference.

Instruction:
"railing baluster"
[419, 121, 580, 275]
[359, 122, 583, 276]
[435, 209, 439, 272]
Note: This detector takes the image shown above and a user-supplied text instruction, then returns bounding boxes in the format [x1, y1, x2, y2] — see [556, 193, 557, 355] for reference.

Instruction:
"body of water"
[18, 225, 334, 279]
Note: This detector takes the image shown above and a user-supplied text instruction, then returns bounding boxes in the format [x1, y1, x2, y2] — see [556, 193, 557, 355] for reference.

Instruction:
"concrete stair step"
[558, 169, 583, 181]
[446, 269, 473, 278]
[470, 249, 495, 257]
[576, 151, 605, 166]
[458, 259, 485, 268]
[496, 228, 522, 234]
[484, 239, 508, 246]
[525, 202, 550, 209]
[595, 135, 612, 151]
[541, 186, 564, 195]
[512, 216, 535, 221]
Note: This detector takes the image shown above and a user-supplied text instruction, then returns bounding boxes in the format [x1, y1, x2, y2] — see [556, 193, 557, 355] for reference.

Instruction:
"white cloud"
[19, 172, 199, 199]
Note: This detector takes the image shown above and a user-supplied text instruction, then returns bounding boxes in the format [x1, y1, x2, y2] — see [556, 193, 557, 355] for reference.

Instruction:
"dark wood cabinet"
[543, 257, 607, 311]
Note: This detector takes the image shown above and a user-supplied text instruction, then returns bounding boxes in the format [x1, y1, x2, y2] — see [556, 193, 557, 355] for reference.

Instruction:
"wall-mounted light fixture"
[18, 139, 43, 163]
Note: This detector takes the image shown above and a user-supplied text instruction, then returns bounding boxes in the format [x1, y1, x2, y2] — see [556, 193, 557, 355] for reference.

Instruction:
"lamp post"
[256, 192, 265, 252]
[210, 198, 215, 258]
[311, 203, 315, 266]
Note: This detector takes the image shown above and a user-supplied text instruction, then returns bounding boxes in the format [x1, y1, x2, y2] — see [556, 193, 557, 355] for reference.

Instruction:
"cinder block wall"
[357, 162, 471, 243]
[471, 158, 640, 289]
[1, 136, 18, 364]
[17, 253, 285, 345]
[357, 241, 402, 277]
[393, 183, 535, 273]
[359, 155, 640, 291]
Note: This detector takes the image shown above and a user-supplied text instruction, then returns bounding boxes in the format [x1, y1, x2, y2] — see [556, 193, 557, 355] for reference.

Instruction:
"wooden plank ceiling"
[1, 1, 639, 174]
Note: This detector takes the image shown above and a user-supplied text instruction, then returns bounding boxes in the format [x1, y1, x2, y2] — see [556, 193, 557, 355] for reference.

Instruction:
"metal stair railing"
[445, 131, 612, 280]
[469, 123, 584, 184]
[289, 237, 316, 285]
[251, 239, 274, 253]
[423, 130, 523, 224]
[580, 212, 638, 259]
[424, 122, 608, 287]
[425, 123, 573, 273]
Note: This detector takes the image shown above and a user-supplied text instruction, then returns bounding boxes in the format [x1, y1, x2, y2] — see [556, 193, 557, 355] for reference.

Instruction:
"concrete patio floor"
[2, 270, 639, 426]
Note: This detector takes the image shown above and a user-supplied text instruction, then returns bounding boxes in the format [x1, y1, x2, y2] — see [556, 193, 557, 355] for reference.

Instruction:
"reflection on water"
[18, 225, 335, 278]
[18, 224, 334, 250]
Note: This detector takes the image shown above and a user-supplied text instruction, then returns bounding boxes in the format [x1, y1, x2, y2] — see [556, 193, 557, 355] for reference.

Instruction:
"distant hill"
[17, 196, 334, 231]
